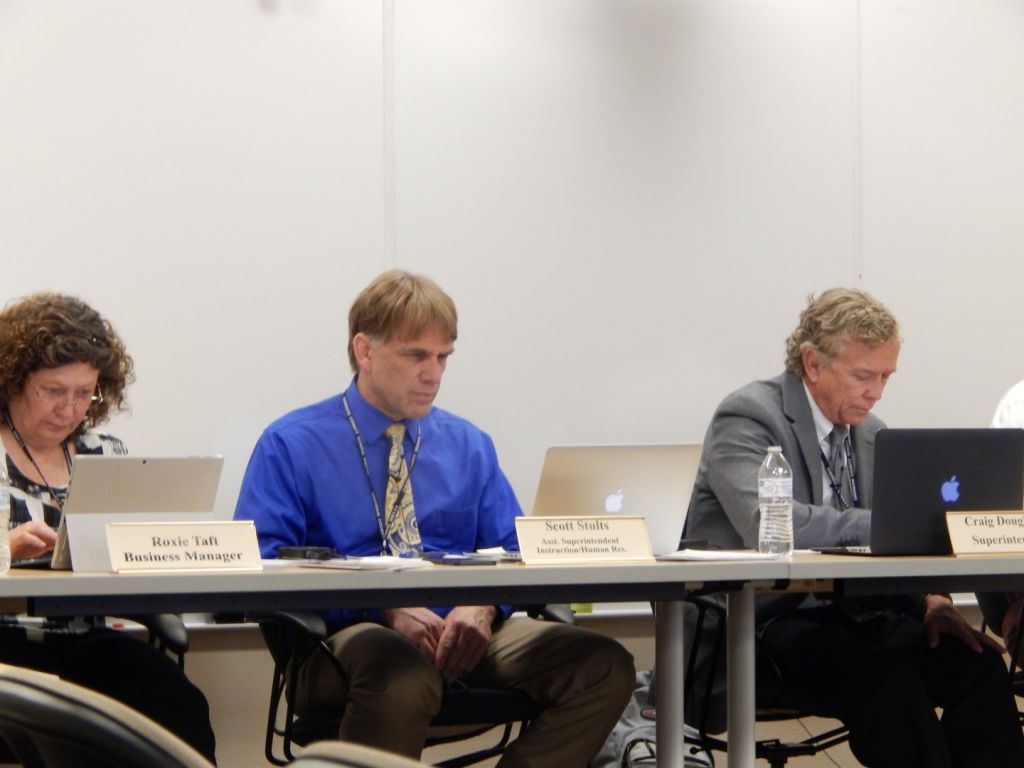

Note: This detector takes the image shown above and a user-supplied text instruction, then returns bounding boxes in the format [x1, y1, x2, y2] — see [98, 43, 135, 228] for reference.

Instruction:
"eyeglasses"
[32, 383, 104, 409]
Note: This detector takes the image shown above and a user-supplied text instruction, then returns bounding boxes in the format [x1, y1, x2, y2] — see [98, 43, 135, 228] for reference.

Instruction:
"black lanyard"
[819, 435, 858, 510]
[2, 408, 72, 512]
[341, 393, 421, 555]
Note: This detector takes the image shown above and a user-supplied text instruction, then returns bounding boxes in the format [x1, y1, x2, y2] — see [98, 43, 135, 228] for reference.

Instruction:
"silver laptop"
[52, 455, 224, 571]
[530, 444, 701, 555]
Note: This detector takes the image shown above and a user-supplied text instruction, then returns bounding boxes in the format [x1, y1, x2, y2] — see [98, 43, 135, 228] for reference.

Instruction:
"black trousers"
[0, 627, 217, 764]
[760, 604, 1023, 768]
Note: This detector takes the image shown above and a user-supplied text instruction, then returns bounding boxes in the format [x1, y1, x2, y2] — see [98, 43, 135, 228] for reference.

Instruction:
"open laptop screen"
[51, 455, 223, 571]
[530, 444, 700, 555]
[870, 428, 1024, 556]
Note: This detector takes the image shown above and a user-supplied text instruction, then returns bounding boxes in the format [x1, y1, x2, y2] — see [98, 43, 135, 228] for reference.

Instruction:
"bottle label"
[758, 478, 793, 497]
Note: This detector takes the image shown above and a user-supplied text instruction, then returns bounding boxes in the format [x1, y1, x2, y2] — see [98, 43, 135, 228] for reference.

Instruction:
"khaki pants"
[293, 617, 635, 768]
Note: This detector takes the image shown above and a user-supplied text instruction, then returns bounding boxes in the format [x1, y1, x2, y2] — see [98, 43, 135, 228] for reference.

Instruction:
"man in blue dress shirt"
[235, 270, 634, 767]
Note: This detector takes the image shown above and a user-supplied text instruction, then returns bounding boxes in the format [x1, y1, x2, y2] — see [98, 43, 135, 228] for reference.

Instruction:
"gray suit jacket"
[682, 373, 917, 728]
[687, 370, 881, 551]
[686, 370, 890, 622]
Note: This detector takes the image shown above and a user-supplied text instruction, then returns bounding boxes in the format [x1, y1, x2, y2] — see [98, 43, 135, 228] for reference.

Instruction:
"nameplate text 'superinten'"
[107, 521, 262, 572]
[946, 511, 1024, 554]
[515, 515, 654, 565]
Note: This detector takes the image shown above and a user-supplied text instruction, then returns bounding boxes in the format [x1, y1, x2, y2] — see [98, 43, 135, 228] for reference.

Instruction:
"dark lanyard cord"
[341, 394, 421, 554]
[2, 408, 72, 511]
[819, 437, 858, 509]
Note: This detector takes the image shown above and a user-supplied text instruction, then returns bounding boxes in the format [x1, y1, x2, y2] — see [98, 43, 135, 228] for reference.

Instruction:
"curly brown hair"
[0, 293, 135, 434]
[785, 288, 900, 376]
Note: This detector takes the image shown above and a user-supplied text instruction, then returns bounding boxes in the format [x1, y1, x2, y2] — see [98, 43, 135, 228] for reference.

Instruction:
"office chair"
[289, 740, 426, 768]
[0, 616, 188, 767]
[0, 663, 214, 768]
[682, 596, 849, 768]
[255, 606, 572, 767]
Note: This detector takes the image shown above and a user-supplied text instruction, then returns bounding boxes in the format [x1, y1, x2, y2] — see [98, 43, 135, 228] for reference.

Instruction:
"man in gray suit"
[687, 288, 1023, 768]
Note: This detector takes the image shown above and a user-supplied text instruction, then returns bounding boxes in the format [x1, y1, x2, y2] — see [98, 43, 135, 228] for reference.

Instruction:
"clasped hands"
[383, 605, 496, 683]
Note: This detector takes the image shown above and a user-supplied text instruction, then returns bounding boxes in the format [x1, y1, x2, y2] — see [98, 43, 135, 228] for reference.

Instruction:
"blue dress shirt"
[234, 379, 521, 624]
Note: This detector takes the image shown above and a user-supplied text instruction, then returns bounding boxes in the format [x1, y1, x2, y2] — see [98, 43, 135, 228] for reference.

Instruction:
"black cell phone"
[278, 546, 336, 561]
[812, 546, 872, 556]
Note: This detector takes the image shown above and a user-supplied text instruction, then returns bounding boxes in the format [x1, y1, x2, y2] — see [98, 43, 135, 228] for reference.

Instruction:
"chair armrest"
[246, 610, 329, 641]
[247, 610, 330, 671]
[130, 613, 189, 656]
[523, 604, 577, 625]
[687, 594, 726, 619]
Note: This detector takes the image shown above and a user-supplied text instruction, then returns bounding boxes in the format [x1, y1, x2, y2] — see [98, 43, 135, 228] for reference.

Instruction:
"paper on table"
[473, 547, 522, 562]
[656, 548, 783, 561]
[296, 556, 431, 571]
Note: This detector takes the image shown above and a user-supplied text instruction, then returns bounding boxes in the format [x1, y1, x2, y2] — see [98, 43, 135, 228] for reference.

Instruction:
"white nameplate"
[946, 511, 1024, 554]
[107, 521, 263, 572]
[515, 515, 655, 565]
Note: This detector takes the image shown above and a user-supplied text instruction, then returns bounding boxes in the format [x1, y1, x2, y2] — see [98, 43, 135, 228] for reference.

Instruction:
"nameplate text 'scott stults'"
[946, 511, 1024, 554]
[107, 521, 262, 572]
[515, 515, 654, 565]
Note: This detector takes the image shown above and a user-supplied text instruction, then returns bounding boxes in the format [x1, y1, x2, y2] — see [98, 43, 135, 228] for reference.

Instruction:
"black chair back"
[0, 664, 212, 768]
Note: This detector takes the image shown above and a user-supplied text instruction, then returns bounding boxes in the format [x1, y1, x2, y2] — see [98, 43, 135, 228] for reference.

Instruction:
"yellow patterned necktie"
[384, 423, 422, 555]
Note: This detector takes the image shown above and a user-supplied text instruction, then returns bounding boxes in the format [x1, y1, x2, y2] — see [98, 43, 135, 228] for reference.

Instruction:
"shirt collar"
[802, 379, 836, 450]
[344, 378, 422, 443]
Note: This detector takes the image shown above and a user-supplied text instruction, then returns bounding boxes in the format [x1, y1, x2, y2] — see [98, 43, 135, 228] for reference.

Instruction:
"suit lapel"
[780, 371, 824, 504]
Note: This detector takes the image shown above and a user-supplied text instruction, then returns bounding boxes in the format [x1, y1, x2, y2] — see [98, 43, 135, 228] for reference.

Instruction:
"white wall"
[2, 0, 1023, 516]
[860, 0, 1024, 427]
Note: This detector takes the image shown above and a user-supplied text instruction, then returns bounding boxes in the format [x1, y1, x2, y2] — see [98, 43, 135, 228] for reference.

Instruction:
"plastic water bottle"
[758, 446, 793, 556]
[0, 461, 11, 574]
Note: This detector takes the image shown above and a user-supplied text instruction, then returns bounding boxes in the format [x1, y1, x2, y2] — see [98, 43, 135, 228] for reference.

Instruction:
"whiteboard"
[2, 0, 1022, 516]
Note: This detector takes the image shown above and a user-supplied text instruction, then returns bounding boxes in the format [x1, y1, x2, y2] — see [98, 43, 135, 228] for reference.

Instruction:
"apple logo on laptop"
[941, 475, 960, 503]
[604, 490, 624, 513]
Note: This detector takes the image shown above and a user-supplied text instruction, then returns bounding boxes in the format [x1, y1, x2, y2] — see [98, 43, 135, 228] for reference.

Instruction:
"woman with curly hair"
[0, 292, 134, 535]
[0, 292, 217, 763]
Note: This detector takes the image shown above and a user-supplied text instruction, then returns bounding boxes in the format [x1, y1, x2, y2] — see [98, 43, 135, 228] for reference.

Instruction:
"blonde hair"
[347, 271, 458, 373]
[785, 288, 899, 376]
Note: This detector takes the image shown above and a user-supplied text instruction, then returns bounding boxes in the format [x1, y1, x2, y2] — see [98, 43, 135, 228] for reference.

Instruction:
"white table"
[787, 551, 1024, 592]
[10, 554, 1015, 767]
[743, 552, 1024, 767]
[701, 552, 1024, 768]
[0, 558, 789, 768]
